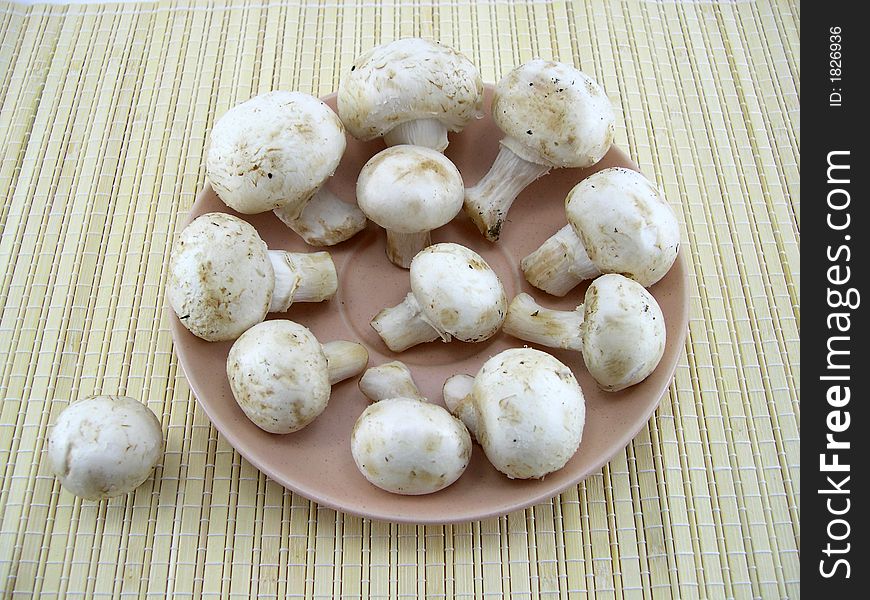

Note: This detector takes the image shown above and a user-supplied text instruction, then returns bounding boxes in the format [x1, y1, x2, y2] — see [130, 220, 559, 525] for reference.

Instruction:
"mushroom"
[356, 145, 464, 268]
[464, 60, 616, 241]
[442, 348, 585, 479]
[357, 360, 426, 403]
[226, 320, 369, 433]
[502, 274, 666, 391]
[522, 167, 680, 296]
[370, 243, 507, 352]
[338, 38, 484, 152]
[168, 212, 338, 341]
[206, 90, 366, 246]
[47, 395, 163, 500]
[352, 361, 471, 494]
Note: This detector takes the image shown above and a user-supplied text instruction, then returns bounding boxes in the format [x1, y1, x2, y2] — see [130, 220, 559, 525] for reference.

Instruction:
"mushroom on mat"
[464, 60, 616, 241]
[47, 395, 163, 500]
[207, 91, 366, 246]
[522, 167, 680, 296]
[168, 212, 337, 342]
[338, 38, 483, 152]
[503, 274, 666, 392]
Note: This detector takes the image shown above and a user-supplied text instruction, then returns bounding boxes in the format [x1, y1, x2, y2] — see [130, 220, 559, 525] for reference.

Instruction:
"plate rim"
[169, 254, 687, 524]
[168, 88, 690, 524]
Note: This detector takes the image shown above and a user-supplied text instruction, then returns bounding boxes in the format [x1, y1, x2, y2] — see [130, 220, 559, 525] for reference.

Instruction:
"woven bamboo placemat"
[0, 0, 799, 597]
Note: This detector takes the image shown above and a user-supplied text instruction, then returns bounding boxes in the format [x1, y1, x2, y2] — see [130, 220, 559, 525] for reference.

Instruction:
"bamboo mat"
[0, 0, 799, 597]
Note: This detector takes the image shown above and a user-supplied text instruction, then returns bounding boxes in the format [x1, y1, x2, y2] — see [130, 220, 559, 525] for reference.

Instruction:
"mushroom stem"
[370, 292, 444, 352]
[383, 118, 449, 152]
[268, 251, 338, 312]
[322, 340, 369, 385]
[358, 361, 425, 402]
[442, 373, 478, 440]
[521, 224, 600, 296]
[502, 292, 585, 352]
[274, 186, 367, 247]
[464, 144, 550, 241]
[385, 230, 431, 269]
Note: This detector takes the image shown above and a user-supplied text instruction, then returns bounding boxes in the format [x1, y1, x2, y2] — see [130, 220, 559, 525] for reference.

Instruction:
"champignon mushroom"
[227, 320, 368, 433]
[338, 38, 483, 152]
[206, 90, 366, 246]
[502, 274, 666, 391]
[352, 361, 471, 495]
[521, 168, 680, 296]
[464, 60, 616, 241]
[370, 243, 507, 352]
[47, 395, 163, 500]
[168, 212, 338, 342]
[356, 145, 464, 268]
[442, 348, 585, 479]
[357, 360, 426, 403]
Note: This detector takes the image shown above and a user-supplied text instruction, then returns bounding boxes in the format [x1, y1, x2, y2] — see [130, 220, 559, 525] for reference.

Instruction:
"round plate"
[169, 87, 689, 524]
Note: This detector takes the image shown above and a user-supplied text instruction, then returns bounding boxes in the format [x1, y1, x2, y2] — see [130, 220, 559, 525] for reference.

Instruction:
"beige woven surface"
[0, 0, 799, 597]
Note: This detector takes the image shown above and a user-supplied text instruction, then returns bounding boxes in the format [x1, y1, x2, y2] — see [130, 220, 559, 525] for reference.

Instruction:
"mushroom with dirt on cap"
[521, 167, 680, 296]
[442, 347, 586, 480]
[352, 361, 472, 495]
[356, 145, 464, 268]
[206, 90, 366, 246]
[226, 320, 369, 434]
[47, 395, 164, 500]
[168, 212, 338, 342]
[338, 38, 484, 152]
[502, 274, 666, 392]
[370, 243, 507, 352]
[464, 60, 616, 241]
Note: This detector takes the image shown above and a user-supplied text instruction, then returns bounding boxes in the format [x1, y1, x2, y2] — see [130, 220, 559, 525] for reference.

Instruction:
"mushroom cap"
[226, 320, 331, 434]
[47, 396, 163, 500]
[356, 145, 464, 233]
[409, 243, 507, 342]
[471, 348, 585, 479]
[351, 397, 472, 495]
[492, 60, 615, 168]
[168, 213, 273, 342]
[338, 38, 484, 141]
[580, 274, 666, 391]
[566, 168, 680, 287]
[206, 91, 346, 217]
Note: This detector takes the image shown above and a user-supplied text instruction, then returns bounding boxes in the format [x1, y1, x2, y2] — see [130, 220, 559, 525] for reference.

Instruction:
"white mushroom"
[358, 360, 426, 403]
[47, 395, 163, 500]
[275, 187, 368, 248]
[442, 348, 585, 479]
[338, 38, 483, 151]
[168, 212, 338, 341]
[352, 361, 471, 495]
[464, 60, 616, 240]
[370, 243, 507, 352]
[357, 145, 464, 268]
[502, 274, 666, 391]
[226, 320, 369, 433]
[522, 168, 680, 296]
[207, 91, 366, 246]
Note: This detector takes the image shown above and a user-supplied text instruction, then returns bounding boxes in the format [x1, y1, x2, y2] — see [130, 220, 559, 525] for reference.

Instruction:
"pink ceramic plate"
[169, 88, 689, 524]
